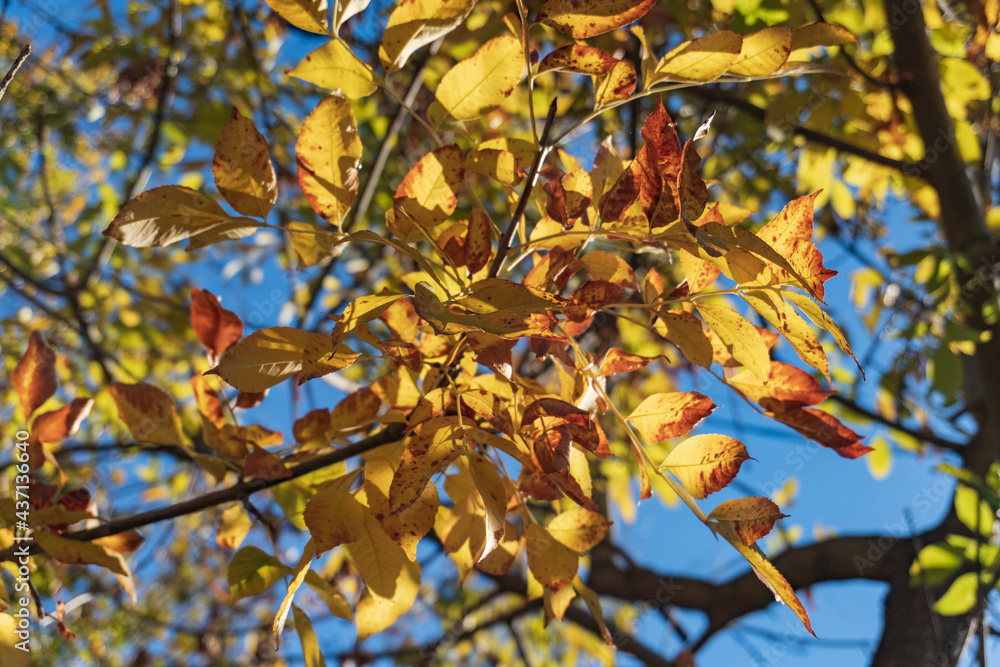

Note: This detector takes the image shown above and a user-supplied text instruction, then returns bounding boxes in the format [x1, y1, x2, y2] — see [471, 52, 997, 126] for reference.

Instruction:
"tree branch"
[0, 43, 30, 106]
[829, 394, 966, 452]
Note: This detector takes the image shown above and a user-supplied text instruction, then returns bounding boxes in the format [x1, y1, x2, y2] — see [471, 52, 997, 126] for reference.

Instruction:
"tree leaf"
[364, 447, 439, 560]
[109, 382, 185, 446]
[727, 361, 833, 413]
[595, 59, 636, 106]
[303, 571, 352, 619]
[538, 44, 619, 75]
[546, 508, 611, 552]
[598, 347, 655, 376]
[303, 486, 367, 553]
[213, 107, 278, 219]
[524, 522, 579, 592]
[660, 434, 751, 499]
[0, 613, 30, 667]
[467, 447, 507, 560]
[628, 392, 717, 443]
[465, 206, 493, 275]
[389, 419, 464, 512]
[273, 540, 316, 648]
[103, 186, 262, 249]
[433, 35, 524, 122]
[296, 95, 363, 225]
[769, 407, 872, 459]
[933, 572, 978, 616]
[696, 303, 770, 382]
[580, 250, 637, 290]
[653, 31, 743, 83]
[217, 504, 253, 550]
[31, 398, 93, 444]
[394, 145, 465, 235]
[379, 0, 477, 72]
[191, 287, 244, 359]
[265, 0, 329, 34]
[740, 289, 830, 383]
[789, 22, 860, 54]
[288, 40, 376, 98]
[715, 521, 814, 636]
[465, 148, 525, 185]
[757, 192, 837, 301]
[35, 531, 128, 575]
[727, 26, 792, 77]
[288, 221, 348, 268]
[228, 546, 291, 603]
[654, 311, 713, 369]
[293, 604, 328, 667]
[208, 326, 359, 392]
[334, 0, 371, 33]
[13, 330, 57, 419]
[709, 496, 788, 546]
[535, 0, 655, 39]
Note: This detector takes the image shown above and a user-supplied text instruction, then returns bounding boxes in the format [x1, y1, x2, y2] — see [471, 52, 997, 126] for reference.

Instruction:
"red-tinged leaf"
[580, 250, 637, 290]
[709, 496, 788, 546]
[538, 44, 619, 75]
[235, 390, 267, 409]
[728, 361, 834, 412]
[770, 407, 872, 458]
[660, 434, 751, 499]
[525, 247, 585, 291]
[109, 382, 185, 446]
[31, 398, 94, 444]
[394, 145, 465, 237]
[757, 192, 837, 301]
[213, 107, 277, 219]
[466, 332, 516, 380]
[679, 249, 721, 292]
[296, 95, 362, 225]
[465, 206, 492, 275]
[598, 347, 655, 376]
[191, 287, 244, 359]
[35, 530, 129, 575]
[627, 392, 717, 442]
[191, 374, 227, 429]
[329, 387, 383, 433]
[522, 397, 591, 430]
[595, 59, 636, 106]
[13, 330, 57, 418]
[458, 389, 514, 436]
[566, 280, 625, 322]
[633, 441, 653, 500]
[536, 0, 655, 39]
[243, 445, 293, 480]
[677, 139, 708, 226]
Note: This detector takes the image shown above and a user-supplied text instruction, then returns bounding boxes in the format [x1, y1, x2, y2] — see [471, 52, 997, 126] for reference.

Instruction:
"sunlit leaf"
[536, 0, 655, 39]
[296, 95, 363, 225]
[661, 434, 750, 499]
[289, 40, 376, 98]
[379, 0, 477, 72]
[13, 330, 57, 419]
[708, 496, 788, 546]
[433, 35, 524, 122]
[266, 0, 329, 34]
[546, 508, 611, 552]
[628, 392, 716, 443]
[653, 31, 743, 83]
[213, 107, 278, 219]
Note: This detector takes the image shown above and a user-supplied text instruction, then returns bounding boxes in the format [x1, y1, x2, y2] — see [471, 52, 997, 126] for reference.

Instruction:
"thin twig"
[488, 99, 559, 279]
[829, 394, 966, 452]
[0, 43, 30, 105]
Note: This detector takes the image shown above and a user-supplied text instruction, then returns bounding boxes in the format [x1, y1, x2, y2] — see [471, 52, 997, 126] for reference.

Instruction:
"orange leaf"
[594, 59, 636, 107]
[465, 206, 492, 275]
[191, 287, 244, 359]
[109, 382, 185, 446]
[243, 445, 292, 480]
[536, 0, 655, 39]
[770, 407, 872, 459]
[660, 434, 750, 499]
[13, 330, 57, 418]
[727, 361, 833, 413]
[538, 45, 619, 75]
[598, 347, 655, 376]
[566, 280, 625, 322]
[708, 496, 788, 546]
[31, 398, 94, 444]
[628, 392, 717, 442]
[757, 192, 837, 300]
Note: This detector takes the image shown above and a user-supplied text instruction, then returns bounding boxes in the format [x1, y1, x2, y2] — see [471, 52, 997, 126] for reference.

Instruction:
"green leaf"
[228, 546, 292, 603]
[933, 572, 979, 616]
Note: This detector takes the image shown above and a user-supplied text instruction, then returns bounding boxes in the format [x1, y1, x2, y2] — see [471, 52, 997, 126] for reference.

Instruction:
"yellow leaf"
[716, 521, 814, 636]
[331, 292, 406, 346]
[12, 330, 57, 419]
[595, 60, 636, 106]
[727, 26, 792, 77]
[524, 522, 579, 592]
[757, 192, 836, 301]
[363, 446, 439, 560]
[213, 108, 277, 219]
[334, 0, 371, 33]
[789, 22, 859, 55]
[379, 0, 477, 72]
[465, 148, 525, 185]
[296, 95, 363, 225]
[109, 382, 185, 447]
[0, 612, 30, 667]
[103, 186, 261, 249]
[781, 289, 862, 374]
[348, 510, 421, 640]
[273, 540, 316, 648]
[389, 419, 464, 512]
[303, 571, 352, 619]
[653, 31, 743, 82]
[216, 504, 253, 550]
[35, 531, 128, 575]
[288, 40, 376, 98]
[866, 434, 892, 480]
[433, 36, 524, 122]
[266, 0, 329, 34]
[654, 311, 713, 369]
[209, 326, 358, 392]
[536, 0, 655, 39]
[740, 289, 830, 383]
[581, 250, 637, 290]
[661, 434, 751, 499]
[538, 44, 619, 75]
[287, 221, 348, 268]
[696, 303, 770, 382]
[546, 508, 612, 552]
[709, 496, 788, 546]
[228, 546, 292, 603]
[292, 604, 328, 667]
[627, 392, 717, 443]
[394, 145, 465, 235]
[573, 577, 613, 644]
[466, 448, 507, 560]
[545, 584, 576, 624]
[303, 486, 367, 552]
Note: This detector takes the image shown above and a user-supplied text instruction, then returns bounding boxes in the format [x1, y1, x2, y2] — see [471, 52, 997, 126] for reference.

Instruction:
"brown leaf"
[13, 330, 57, 418]
[538, 44, 619, 75]
[31, 398, 94, 444]
[109, 382, 185, 446]
[770, 407, 872, 459]
[191, 287, 244, 360]
[598, 347, 656, 376]
[708, 497, 788, 546]
[243, 445, 293, 480]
